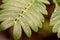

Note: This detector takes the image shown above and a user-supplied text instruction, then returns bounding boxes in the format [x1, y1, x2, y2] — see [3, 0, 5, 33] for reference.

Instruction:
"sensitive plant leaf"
[0, 0, 49, 40]
[50, 7, 60, 38]
[50, 0, 60, 38]
[13, 21, 22, 40]
[37, 0, 50, 4]
[0, 18, 14, 31]
[20, 17, 32, 37]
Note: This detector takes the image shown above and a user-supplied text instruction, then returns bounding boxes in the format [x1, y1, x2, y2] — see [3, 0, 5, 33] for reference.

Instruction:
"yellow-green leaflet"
[0, 0, 49, 40]
[50, 0, 60, 38]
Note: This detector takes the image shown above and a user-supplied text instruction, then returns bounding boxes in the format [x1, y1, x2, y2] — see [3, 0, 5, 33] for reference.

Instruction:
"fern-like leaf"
[50, 0, 60, 38]
[0, 0, 49, 40]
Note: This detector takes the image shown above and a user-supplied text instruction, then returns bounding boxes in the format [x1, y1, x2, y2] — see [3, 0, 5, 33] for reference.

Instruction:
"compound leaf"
[50, 0, 60, 38]
[0, 0, 49, 40]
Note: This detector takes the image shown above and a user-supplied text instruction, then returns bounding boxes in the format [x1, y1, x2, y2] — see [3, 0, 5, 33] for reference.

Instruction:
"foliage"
[50, 0, 60, 38]
[0, 0, 49, 40]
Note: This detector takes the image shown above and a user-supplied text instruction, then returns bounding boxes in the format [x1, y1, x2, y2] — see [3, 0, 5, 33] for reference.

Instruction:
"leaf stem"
[15, 0, 35, 22]
[19, 0, 34, 16]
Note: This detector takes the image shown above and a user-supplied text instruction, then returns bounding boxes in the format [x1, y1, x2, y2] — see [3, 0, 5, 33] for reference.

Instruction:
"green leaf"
[13, 21, 22, 40]
[20, 17, 32, 37]
[0, 0, 49, 40]
[0, 18, 14, 31]
[37, 0, 50, 4]
[50, 0, 60, 38]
